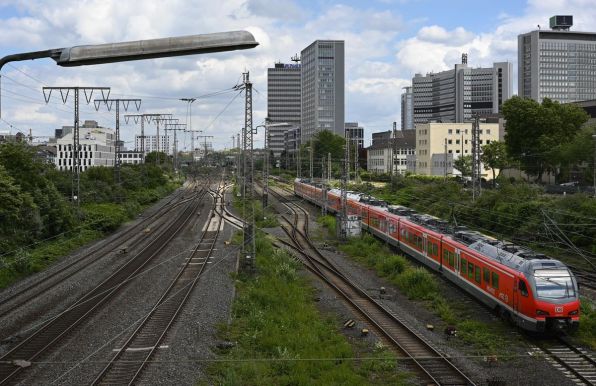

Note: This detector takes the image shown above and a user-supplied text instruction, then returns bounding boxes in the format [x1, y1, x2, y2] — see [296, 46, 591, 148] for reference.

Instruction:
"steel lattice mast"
[42, 86, 111, 205]
[94, 98, 142, 184]
[240, 72, 255, 271]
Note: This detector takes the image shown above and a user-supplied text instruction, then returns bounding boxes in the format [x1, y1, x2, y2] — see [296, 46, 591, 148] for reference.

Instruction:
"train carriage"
[294, 179, 580, 332]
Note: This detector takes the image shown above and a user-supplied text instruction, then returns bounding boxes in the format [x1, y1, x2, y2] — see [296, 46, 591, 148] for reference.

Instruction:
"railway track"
[91, 182, 225, 385]
[530, 337, 596, 385]
[266, 185, 475, 386]
[0, 185, 208, 385]
[0, 184, 195, 321]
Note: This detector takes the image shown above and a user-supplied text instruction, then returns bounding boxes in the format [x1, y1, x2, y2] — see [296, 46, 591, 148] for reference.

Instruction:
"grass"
[206, 232, 411, 385]
[0, 183, 180, 290]
[317, 215, 514, 358]
[577, 297, 596, 349]
[232, 188, 279, 228]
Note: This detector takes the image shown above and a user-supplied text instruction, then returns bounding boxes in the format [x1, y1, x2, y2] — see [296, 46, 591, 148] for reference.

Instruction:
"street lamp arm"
[0, 31, 257, 70]
[0, 48, 62, 70]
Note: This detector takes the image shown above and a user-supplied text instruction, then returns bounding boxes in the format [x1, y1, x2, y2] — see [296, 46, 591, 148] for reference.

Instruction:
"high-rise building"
[267, 62, 301, 157]
[135, 134, 172, 155]
[345, 122, 364, 149]
[301, 40, 345, 143]
[412, 56, 512, 124]
[518, 15, 596, 103]
[401, 87, 414, 130]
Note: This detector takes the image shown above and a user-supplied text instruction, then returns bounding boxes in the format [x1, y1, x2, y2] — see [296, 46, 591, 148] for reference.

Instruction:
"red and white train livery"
[294, 179, 580, 332]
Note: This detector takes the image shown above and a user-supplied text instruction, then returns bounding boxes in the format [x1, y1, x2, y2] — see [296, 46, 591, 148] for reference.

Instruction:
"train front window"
[534, 269, 576, 299]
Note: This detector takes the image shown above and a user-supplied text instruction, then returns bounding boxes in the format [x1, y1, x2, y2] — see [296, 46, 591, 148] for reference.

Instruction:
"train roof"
[467, 239, 567, 274]
[295, 179, 569, 275]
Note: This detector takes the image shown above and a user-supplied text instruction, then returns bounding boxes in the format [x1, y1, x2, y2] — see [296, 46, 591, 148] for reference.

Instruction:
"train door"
[422, 233, 428, 257]
[455, 249, 461, 276]
[513, 277, 519, 317]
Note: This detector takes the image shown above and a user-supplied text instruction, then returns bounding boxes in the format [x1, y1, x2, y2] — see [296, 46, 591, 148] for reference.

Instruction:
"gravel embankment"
[277, 193, 576, 386]
[0, 188, 187, 350]
[12, 181, 241, 386]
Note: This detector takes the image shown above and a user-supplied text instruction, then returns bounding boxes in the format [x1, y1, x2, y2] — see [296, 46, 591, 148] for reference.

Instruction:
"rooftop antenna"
[291, 53, 300, 63]
[462, 53, 468, 65]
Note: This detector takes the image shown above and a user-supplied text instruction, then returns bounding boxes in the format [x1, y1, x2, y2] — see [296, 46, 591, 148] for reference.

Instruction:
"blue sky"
[0, 0, 592, 148]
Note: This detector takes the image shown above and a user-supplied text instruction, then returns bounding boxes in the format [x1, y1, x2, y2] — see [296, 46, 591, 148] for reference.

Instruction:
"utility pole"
[262, 124, 270, 209]
[297, 145, 301, 178]
[471, 113, 481, 200]
[444, 138, 448, 181]
[392, 121, 399, 179]
[124, 113, 162, 160]
[328, 152, 331, 184]
[181, 98, 197, 163]
[339, 134, 349, 240]
[238, 71, 255, 271]
[42, 86, 111, 205]
[165, 123, 187, 171]
[196, 135, 213, 165]
[345, 131, 350, 184]
[152, 115, 175, 164]
[94, 98, 142, 184]
[354, 136, 359, 181]
[309, 145, 314, 180]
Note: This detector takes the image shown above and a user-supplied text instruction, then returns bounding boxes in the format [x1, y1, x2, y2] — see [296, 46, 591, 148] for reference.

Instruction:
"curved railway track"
[0, 185, 208, 385]
[0, 184, 195, 320]
[91, 182, 225, 385]
[530, 337, 596, 385]
[266, 185, 475, 386]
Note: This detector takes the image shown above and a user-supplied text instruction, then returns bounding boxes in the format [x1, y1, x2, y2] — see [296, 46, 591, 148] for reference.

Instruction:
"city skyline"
[0, 0, 594, 148]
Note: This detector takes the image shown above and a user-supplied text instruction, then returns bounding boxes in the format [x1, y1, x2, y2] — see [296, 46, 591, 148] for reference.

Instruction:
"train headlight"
[568, 310, 578, 316]
[536, 309, 550, 316]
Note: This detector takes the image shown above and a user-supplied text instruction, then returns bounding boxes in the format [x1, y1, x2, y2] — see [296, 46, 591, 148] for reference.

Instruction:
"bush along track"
[317, 215, 519, 359]
[206, 226, 411, 385]
[0, 144, 182, 290]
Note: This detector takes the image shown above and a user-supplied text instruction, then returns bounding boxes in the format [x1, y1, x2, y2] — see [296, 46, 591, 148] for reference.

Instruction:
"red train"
[295, 179, 580, 332]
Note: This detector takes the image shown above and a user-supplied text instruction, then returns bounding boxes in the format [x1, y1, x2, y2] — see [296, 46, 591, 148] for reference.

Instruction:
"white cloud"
[417, 25, 475, 45]
[2, 0, 596, 149]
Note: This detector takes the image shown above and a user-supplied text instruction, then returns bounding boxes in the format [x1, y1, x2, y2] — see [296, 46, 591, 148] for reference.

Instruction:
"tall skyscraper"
[401, 86, 414, 130]
[412, 56, 512, 124]
[518, 15, 596, 103]
[300, 40, 345, 143]
[267, 62, 301, 157]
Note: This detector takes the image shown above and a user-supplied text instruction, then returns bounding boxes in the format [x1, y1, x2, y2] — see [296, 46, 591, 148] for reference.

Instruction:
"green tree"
[0, 164, 40, 251]
[301, 130, 345, 178]
[454, 155, 472, 177]
[555, 125, 596, 183]
[502, 96, 589, 182]
[481, 141, 510, 186]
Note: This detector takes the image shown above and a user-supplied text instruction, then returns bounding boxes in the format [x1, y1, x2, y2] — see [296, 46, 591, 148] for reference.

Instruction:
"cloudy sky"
[0, 0, 594, 150]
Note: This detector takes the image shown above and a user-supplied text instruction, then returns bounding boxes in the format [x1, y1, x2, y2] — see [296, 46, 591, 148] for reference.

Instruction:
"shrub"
[395, 267, 438, 300]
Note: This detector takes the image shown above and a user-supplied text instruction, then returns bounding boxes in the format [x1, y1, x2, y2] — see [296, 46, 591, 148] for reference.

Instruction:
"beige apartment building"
[409, 122, 500, 177]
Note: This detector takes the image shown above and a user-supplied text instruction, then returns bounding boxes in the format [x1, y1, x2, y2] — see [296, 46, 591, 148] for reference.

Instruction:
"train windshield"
[534, 269, 576, 299]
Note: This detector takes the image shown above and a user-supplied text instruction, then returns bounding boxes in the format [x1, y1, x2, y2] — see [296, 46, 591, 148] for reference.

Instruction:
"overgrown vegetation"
[207, 232, 410, 385]
[317, 215, 512, 357]
[351, 176, 596, 265]
[232, 186, 279, 228]
[577, 297, 596, 349]
[0, 142, 180, 289]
